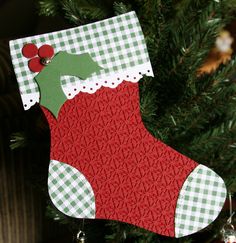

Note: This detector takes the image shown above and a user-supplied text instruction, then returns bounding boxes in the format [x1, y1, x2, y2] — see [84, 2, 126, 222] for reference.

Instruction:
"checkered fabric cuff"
[9, 11, 153, 110]
[175, 164, 227, 238]
[48, 160, 95, 218]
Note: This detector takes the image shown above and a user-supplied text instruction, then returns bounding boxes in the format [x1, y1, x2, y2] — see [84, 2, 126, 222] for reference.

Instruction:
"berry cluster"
[22, 43, 54, 72]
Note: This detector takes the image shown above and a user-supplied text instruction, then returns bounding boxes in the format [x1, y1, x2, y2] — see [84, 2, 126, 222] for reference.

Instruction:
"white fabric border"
[22, 62, 153, 110]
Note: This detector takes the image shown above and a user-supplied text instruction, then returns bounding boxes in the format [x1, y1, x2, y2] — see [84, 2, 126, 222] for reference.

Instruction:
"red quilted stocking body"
[43, 81, 199, 236]
[10, 11, 227, 239]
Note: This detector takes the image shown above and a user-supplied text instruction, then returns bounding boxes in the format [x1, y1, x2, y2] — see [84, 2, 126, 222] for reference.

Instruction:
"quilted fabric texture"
[42, 81, 199, 237]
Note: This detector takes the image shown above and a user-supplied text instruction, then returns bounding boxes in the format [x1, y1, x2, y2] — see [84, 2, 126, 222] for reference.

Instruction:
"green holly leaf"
[35, 51, 103, 118]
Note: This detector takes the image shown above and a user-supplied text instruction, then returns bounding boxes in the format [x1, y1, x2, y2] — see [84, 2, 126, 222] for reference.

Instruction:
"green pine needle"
[38, 0, 60, 16]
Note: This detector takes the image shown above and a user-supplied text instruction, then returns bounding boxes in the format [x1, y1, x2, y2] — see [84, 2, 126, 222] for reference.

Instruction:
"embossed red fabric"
[42, 81, 198, 237]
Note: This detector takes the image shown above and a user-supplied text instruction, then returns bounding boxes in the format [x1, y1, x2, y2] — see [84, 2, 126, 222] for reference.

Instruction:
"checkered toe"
[175, 164, 227, 238]
[48, 160, 96, 218]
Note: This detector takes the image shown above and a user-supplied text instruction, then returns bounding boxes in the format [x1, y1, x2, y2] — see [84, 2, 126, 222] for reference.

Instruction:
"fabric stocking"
[43, 81, 226, 238]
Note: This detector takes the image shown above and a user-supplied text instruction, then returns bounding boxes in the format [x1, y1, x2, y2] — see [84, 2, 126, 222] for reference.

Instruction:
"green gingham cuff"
[9, 11, 153, 110]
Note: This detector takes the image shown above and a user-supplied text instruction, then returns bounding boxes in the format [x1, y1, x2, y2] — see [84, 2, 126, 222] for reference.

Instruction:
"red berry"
[22, 43, 38, 58]
[38, 44, 54, 58]
[28, 57, 44, 72]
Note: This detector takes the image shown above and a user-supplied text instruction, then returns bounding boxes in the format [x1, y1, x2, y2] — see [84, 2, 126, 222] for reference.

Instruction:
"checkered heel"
[48, 160, 95, 218]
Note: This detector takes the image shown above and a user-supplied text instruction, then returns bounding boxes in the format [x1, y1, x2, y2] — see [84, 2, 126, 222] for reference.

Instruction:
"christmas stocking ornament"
[10, 12, 227, 238]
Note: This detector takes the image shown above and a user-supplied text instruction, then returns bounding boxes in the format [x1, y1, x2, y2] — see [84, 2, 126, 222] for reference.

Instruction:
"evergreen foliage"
[13, 0, 236, 242]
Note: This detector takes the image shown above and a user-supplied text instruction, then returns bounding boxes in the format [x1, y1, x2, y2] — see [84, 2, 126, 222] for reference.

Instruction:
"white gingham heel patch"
[48, 160, 95, 218]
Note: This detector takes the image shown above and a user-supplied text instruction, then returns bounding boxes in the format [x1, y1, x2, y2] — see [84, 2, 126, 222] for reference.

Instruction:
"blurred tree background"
[1, 0, 236, 242]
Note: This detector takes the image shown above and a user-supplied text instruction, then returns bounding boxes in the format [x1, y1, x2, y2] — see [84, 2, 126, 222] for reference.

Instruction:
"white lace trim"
[21, 92, 40, 110]
[22, 62, 153, 110]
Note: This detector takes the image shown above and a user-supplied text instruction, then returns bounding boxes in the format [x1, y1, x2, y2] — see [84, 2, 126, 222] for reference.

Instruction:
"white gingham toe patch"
[175, 164, 227, 238]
